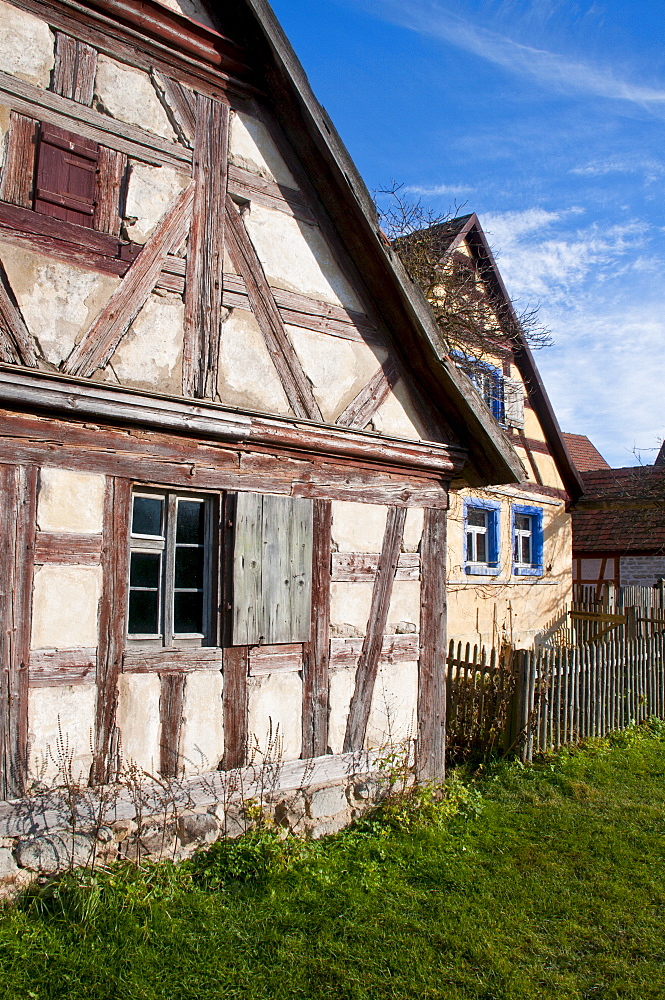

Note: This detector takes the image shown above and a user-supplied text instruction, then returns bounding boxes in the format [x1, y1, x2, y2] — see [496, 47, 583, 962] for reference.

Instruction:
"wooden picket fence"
[446, 633, 665, 763]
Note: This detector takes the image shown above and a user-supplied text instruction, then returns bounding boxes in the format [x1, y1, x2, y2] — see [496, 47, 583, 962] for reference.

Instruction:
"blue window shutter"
[511, 504, 544, 576]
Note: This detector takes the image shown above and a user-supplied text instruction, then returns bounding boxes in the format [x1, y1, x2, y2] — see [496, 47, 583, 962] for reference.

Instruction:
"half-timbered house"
[0, 0, 525, 811]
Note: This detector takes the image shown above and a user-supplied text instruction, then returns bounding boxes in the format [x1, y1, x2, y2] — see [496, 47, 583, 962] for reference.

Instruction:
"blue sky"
[269, 0, 665, 467]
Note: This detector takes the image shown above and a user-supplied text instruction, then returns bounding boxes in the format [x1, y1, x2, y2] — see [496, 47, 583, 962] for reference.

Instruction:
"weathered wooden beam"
[417, 506, 448, 780]
[302, 499, 332, 758]
[93, 148, 126, 237]
[330, 633, 419, 668]
[52, 32, 97, 106]
[183, 95, 229, 398]
[0, 111, 38, 208]
[336, 358, 400, 430]
[0, 68, 192, 170]
[63, 182, 194, 377]
[331, 551, 420, 583]
[29, 648, 97, 688]
[123, 647, 222, 673]
[228, 164, 317, 225]
[343, 506, 406, 751]
[91, 477, 131, 785]
[150, 70, 196, 146]
[250, 644, 304, 676]
[0, 259, 41, 368]
[34, 531, 102, 565]
[225, 194, 323, 422]
[0, 465, 37, 798]
[222, 646, 249, 770]
[159, 672, 187, 778]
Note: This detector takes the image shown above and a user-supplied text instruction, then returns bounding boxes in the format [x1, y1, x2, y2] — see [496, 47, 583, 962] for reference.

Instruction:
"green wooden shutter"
[233, 493, 313, 645]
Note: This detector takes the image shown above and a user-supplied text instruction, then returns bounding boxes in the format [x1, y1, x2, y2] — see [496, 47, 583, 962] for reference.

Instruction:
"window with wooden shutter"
[504, 377, 525, 429]
[233, 493, 313, 646]
[33, 124, 99, 227]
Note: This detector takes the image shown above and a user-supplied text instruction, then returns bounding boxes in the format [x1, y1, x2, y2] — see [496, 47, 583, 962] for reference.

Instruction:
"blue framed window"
[452, 352, 505, 424]
[511, 505, 544, 576]
[464, 498, 500, 575]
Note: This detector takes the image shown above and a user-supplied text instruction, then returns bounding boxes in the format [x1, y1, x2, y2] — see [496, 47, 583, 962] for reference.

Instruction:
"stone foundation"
[0, 751, 393, 895]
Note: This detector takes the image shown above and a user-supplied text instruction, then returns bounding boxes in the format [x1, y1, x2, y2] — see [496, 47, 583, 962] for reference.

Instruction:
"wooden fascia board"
[217, 0, 523, 490]
[461, 221, 584, 502]
[0, 366, 467, 478]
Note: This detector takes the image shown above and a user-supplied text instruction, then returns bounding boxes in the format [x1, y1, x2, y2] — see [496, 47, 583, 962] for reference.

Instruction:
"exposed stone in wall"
[288, 326, 387, 422]
[217, 307, 292, 415]
[332, 501, 388, 552]
[116, 673, 161, 776]
[0, 1, 54, 88]
[31, 565, 103, 650]
[0, 243, 119, 366]
[620, 556, 665, 587]
[108, 292, 184, 393]
[330, 581, 373, 633]
[402, 507, 424, 553]
[370, 378, 426, 442]
[37, 468, 105, 534]
[124, 162, 190, 244]
[229, 111, 298, 189]
[243, 203, 362, 310]
[28, 685, 96, 782]
[94, 55, 177, 140]
[247, 671, 302, 761]
[180, 671, 224, 774]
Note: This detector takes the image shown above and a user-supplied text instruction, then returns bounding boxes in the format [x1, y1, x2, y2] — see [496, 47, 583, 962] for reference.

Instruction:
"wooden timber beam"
[159, 672, 187, 778]
[0, 464, 37, 799]
[0, 112, 38, 209]
[183, 95, 229, 399]
[225, 194, 323, 422]
[336, 358, 400, 430]
[52, 32, 98, 105]
[343, 506, 406, 752]
[150, 71, 196, 146]
[63, 182, 194, 377]
[0, 259, 42, 368]
[302, 499, 332, 758]
[417, 506, 448, 780]
[91, 476, 131, 785]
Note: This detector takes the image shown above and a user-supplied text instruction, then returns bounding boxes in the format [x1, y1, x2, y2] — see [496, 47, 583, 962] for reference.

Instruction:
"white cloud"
[570, 159, 665, 183]
[404, 182, 474, 196]
[343, 0, 665, 114]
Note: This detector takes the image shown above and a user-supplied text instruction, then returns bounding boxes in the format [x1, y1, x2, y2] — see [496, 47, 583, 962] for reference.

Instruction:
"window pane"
[521, 535, 531, 564]
[466, 530, 474, 562]
[175, 548, 204, 589]
[515, 514, 531, 532]
[514, 534, 520, 562]
[177, 500, 205, 543]
[174, 591, 204, 634]
[476, 531, 487, 563]
[130, 552, 161, 589]
[128, 590, 159, 634]
[467, 508, 487, 528]
[132, 496, 163, 537]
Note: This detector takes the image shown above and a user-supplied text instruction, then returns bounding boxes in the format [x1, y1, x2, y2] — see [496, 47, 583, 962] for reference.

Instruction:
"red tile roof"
[573, 464, 665, 554]
[562, 433, 610, 472]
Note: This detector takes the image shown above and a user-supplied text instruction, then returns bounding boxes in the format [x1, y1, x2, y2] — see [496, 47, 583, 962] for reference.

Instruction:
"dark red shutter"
[33, 124, 98, 227]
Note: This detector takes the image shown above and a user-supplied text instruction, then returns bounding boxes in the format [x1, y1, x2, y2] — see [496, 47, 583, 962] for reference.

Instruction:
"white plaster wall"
[288, 326, 387, 422]
[243, 203, 362, 310]
[37, 468, 105, 534]
[157, 0, 216, 28]
[94, 55, 177, 140]
[31, 565, 103, 650]
[109, 292, 184, 393]
[217, 308, 292, 414]
[365, 661, 418, 750]
[0, 105, 10, 171]
[328, 666, 355, 755]
[116, 673, 161, 776]
[28, 685, 97, 784]
[124, 162, 190, 244]
[387, 581, 421, 633]
[332, 501, 388, 553]
[0, 242, 119, 366]
[247, 671, 302, 762]
[0, 1, 54, 88]
[403, 507, 424, 553]
[330, 582, 373, 634]
[229, 111, 298, 189]
[371, 379, 426, 441]
[179, 670, 224, 773]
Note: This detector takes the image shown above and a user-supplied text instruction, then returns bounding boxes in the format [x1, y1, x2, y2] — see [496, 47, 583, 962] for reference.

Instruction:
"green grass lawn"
[2, 725, 665, 1000]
